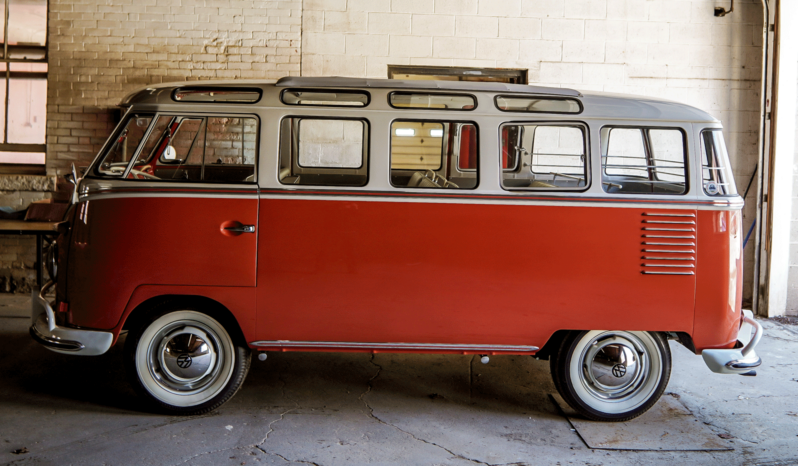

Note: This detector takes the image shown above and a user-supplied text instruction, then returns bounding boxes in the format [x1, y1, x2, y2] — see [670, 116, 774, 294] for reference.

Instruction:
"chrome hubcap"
[147, 322, 224, 395]
[579, 333, 649, 402]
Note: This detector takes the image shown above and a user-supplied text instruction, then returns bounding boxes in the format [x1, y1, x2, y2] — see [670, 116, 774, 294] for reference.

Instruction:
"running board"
[249, 340, 539, 352]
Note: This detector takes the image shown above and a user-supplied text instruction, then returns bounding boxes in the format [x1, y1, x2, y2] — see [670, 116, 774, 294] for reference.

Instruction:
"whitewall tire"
[551, 330, 671, 422]
[125, 306, 250, 415]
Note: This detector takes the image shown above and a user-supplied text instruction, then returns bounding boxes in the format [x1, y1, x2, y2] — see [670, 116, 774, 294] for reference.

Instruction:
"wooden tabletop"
[0, 219, 64, 234]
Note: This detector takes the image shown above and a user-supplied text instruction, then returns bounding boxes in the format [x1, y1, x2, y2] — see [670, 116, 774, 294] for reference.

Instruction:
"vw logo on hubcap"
[611, 363, 627, 378]
[177, 354, 193, 369]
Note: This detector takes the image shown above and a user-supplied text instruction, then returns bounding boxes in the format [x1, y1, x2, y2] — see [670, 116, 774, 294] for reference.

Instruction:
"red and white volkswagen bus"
[30, 77, 762, 422]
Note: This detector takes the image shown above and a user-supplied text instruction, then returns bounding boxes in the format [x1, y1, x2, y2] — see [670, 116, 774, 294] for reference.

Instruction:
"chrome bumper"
[702, 310, 763, 375]
[29, 280, 113, 356]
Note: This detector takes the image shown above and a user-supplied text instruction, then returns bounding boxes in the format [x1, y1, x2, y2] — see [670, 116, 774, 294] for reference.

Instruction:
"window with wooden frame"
[387, 65, 527, 84]
[0, 0, 47, 173]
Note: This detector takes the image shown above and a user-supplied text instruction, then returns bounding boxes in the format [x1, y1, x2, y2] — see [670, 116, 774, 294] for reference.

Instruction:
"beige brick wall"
[46, 0, 303, 176]
[1, 0, 302, 292]
[301, 0, 764, 302]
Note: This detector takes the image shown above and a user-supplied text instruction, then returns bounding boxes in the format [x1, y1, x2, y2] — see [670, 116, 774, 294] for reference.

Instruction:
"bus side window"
[601, 126, 687, 195]
[278, 117, 369, 187]
[390, 120, 478, 190]
[500, 123, 587, 190]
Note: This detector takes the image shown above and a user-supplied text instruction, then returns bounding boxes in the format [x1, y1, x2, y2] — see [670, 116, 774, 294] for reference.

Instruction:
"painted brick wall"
[301, 0, 764, 302]
[46, 0, 302, 176]
[0, 0, 302, 292]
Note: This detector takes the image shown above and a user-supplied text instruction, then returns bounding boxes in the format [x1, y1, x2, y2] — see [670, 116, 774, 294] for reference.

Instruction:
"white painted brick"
[624, 63, 667, 87]
[434, 0, 478, 15]
[412, 14, 455, 36]
[455, 58, 501, 67]
[368, 12, 411, 35]
[605, 0, 647, 20]
[648, 0, 691, 23]
[348, 0, 390, 12]
[346, 34, 389, 56]
[498, 18, 542, 39]
[562, 40, 604, 63]
[366, 55, 409, 77]
[519, 39, 562, 62]
[302, 53, 324, 75]
[455, 15, 498, 38]
[477, 0, 521, 17]
[521, 0, 563, 18]
[432, 36, 476, 59]
[647, 43, 683, 65]
[669, 23, 712, 45]
[303, 31, 345, 54]
[541, 19, 583, 41]
[584, 19, 625, 42]
[627, 22, 668, 44]
[302, 10, 324, 32]
[686, 46, 725, 68]
[322, 54, 366, 76]
[410, 57, 453, 66]
[390, 0, 433, 14]
[302, 0, 346, 10]
[389, 35, 432, 57]
[475, 38, 519, 61]
[325, 11, 368, 33]
[539, 62, 582, 84]
[604, 41, 646, 64]
[582, 63, 623, 84]
[564, 0, 607, 19]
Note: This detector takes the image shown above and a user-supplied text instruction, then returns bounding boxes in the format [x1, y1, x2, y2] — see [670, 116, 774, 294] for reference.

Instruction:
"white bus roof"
[121, 77, 718, 123]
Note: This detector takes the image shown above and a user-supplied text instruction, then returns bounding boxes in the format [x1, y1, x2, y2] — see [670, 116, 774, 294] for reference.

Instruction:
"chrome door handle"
[224, 225, 255, 233]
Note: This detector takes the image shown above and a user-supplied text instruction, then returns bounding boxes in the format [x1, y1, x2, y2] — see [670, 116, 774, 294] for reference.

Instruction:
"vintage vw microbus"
[30, 77, 762, 422]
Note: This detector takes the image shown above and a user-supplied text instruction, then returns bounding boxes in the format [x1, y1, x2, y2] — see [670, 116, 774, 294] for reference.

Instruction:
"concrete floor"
[1, 294, 797, 466]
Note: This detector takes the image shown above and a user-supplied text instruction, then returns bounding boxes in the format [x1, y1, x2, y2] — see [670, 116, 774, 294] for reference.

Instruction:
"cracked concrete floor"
[1, 295, 797, 466]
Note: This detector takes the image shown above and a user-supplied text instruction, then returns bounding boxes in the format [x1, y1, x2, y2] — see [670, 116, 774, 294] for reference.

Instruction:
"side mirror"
[162, 145, 177, 160]
[69, 162, 80, 205]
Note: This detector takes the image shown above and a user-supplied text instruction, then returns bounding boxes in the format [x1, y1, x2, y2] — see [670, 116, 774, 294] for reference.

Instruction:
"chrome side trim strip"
[640, 241, 695, 246]
[642, 249, 695, 253]
[642, 256, 696, 260]
[641, 213, 696, 217]
[641, 227, 695, 231]
[642, 263, 695, 268]
[641, 220, 696, 224]
[642, 234, 696, 239]
[641, 271, 695, 275]
[249, 340, 539, 352]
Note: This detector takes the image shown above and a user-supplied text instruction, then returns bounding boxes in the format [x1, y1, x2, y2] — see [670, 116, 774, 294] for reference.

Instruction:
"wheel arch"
[121, 294, 248, 347]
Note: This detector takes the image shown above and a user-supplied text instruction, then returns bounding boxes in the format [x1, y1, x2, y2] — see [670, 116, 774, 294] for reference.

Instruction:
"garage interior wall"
[0, 0, 767, 307]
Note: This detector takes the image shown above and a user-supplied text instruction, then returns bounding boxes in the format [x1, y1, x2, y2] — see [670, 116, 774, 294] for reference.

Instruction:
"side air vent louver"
[640, 212, 696, 276]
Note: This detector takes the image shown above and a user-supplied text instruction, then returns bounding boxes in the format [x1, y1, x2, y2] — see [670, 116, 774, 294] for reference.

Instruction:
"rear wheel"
[125, 305, 250, 415]
[550, 330, 671, 422]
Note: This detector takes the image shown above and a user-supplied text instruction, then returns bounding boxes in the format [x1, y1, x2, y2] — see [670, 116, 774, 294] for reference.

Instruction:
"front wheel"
[550, 330, 671, 422]
[125, 306, 250, 415]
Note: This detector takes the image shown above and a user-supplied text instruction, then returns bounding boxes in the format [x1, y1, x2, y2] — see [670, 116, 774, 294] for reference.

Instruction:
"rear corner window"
[700, 130, 737, 196]
[495, 95, 581, 114]
[281, 89, 370, 107]
[500, 123, 587, 190]
[279, 117, 368, 187]
[172, 88, 262, 103]
[390, 120, 478, 189]
[389, 92, 476, 111]
[601, 127, 687, 195]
